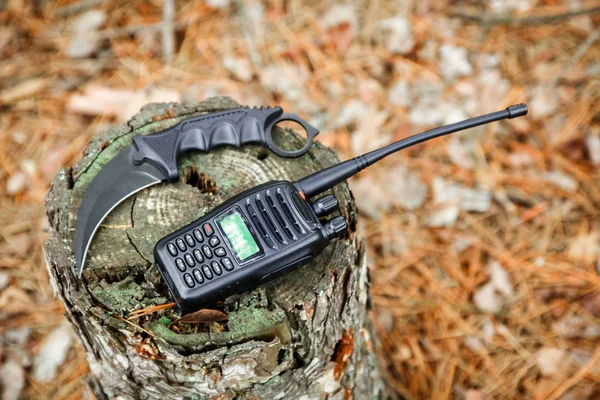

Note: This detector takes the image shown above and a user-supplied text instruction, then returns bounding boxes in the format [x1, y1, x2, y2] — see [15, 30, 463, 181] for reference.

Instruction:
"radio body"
[154, 104, 528, 312]
[154, 181, 345, 312]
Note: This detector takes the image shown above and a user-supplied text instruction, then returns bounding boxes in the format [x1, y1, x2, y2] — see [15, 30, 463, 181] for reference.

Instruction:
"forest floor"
[1, 0, 599, 399]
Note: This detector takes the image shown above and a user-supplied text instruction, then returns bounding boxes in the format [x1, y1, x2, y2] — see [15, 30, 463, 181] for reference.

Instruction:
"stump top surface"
[48, 97, 357, 348]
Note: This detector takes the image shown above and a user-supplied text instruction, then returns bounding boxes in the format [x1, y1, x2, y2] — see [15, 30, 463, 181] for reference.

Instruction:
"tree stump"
[44, 97, 388, 399]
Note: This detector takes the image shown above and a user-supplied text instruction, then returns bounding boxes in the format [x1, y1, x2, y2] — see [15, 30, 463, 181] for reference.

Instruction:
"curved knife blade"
[74, 106, 319, 277]
[74, 145, 165, 277]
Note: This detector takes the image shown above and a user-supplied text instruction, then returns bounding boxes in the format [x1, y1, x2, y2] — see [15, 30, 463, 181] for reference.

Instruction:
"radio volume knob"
[323, 216, 348, 239]
[311, 195, 338, 217]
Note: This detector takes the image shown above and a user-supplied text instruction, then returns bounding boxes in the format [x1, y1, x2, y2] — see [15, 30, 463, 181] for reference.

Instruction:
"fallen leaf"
[488, 261, 513, 297]
[530, 86, 560, 120]
[387, 80, 410, 107]
[222, 56, 253, 82]
[66, 10, 107, 58]
[379, 17, 415, 55]
[332, 329, 354, 379]
[552, 314, 600, 339]
[32, 321, 74, 382]
[464, 336, 484, 352]
[0, 78, 47, 104]
[0, 359, 25, 400]
[0, 287, 34, 317]
[535, 347, 566, 377]
[171, 308, 228, 326]
[567, 230, 598, 264]
[461, 187, 491, 213]
[0, 272, 9, 291]
[67, 85, 180, 121]
[206, 0, 231, 8]
[134, 339, 165, 361]
[465, 389, 487, 400]
[585, 134, 600, 166]
[473, 261, 513, 313]
[349, 176, 390, 219]
[473, 282, 503, 313]
[385, 165, 427, 210]
[6, 172, 27, 195]
[439, 44, 472, 82]
[582, 292, 600, 317]
[320, 4, 357, 37]
[544, 171, 578, 192]
[7, 232, 31, 256]
[334, 100, 368, 128]
[426, 206, 459, 227]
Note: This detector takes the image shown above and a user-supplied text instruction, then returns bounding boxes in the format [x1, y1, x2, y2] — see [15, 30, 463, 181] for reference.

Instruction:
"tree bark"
[44, 97, 389, 399]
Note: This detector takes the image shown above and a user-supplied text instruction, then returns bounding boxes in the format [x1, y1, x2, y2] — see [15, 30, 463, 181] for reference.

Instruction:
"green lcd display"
[218, 211, 260, 261]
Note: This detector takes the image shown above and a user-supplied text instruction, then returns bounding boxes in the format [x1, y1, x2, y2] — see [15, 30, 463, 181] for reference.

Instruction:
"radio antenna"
[295, 104, 528, 198]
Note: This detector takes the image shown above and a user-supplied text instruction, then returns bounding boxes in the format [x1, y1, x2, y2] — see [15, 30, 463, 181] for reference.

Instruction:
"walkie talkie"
[154, 104, 528, 313]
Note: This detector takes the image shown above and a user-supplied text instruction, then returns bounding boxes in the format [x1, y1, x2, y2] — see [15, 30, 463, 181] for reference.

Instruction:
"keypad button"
[193, 249, 204, 263]
[183, 273, 195, 288]
[209, 236, 220, 247]
[193, 229, 203, 243]
[167, 243, 178, 256]
[214, 247, 226, 257]
[222, 258, 234, 271]
[184, 253, 196, 267]
[185, 234, 195, 247]
[175, 258, 186, 272]
[202, 265, 213, 279]
[211, 261, 223, 275]
[192, 268, 204, 283]
[176, 238, 187, 252]
[203, 223, 214, 237]
[202, 244, 213, 259]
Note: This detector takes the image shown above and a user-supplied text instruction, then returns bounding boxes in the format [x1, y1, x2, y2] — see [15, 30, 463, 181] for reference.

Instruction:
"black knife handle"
[131, 106, 319, 181]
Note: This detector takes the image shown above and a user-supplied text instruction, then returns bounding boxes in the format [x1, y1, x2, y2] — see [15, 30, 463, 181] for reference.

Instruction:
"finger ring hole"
[270, 119, 310, 154]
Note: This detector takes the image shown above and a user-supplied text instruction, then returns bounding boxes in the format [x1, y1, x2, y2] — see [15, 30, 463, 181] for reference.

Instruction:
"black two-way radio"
[154, 104, 528, 312]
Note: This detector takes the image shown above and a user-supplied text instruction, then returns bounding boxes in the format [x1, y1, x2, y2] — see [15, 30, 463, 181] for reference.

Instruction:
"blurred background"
[1, 0, 599, 399]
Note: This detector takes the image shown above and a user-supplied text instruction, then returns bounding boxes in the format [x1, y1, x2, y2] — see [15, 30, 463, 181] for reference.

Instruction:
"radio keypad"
[165, 221, 238, 290]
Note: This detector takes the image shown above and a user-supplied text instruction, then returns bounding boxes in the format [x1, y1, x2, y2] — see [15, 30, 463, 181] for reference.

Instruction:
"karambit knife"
[75, 106, 319, 277]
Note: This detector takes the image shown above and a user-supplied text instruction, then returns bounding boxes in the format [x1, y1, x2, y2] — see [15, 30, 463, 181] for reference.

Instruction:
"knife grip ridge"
[130, 106, 319, 182]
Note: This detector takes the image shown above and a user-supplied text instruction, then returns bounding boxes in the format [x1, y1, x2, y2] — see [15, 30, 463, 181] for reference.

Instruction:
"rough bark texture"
[44, 97, 388, 399]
